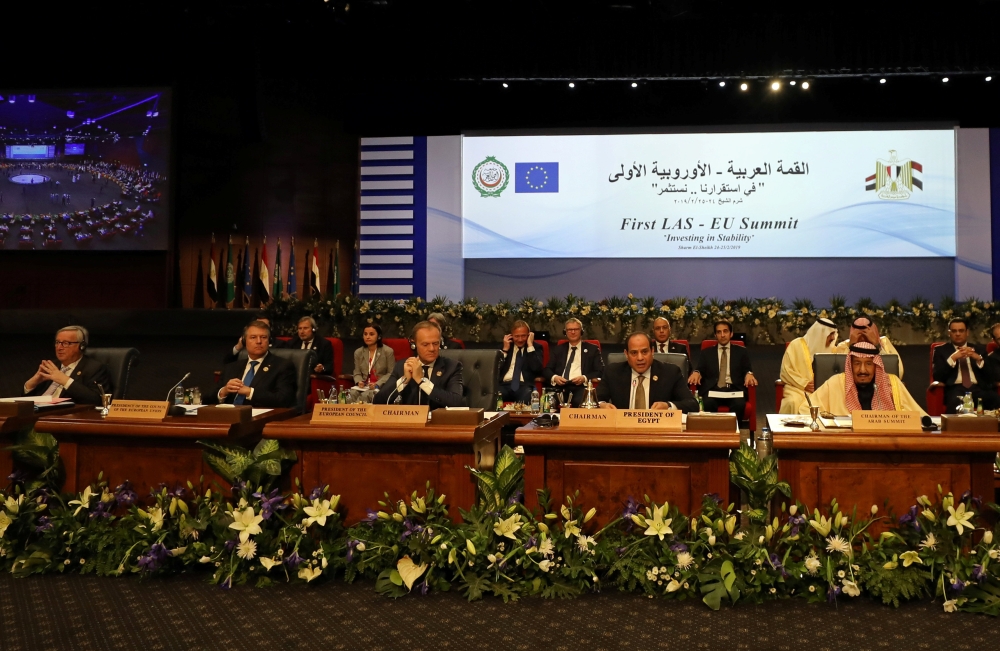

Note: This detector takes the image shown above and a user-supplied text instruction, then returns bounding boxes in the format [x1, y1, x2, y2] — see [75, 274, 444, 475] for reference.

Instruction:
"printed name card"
[371, 404, 429, 425]
[616, 410, 682, 431]
[310, 404, 429, 426]
[851, 410, 923, 433]
[106, 400, 170, 421]
[558, 408, 615, 429]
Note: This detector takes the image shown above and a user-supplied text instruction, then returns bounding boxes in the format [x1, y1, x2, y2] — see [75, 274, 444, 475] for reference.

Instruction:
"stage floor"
[0, 572, 994, 651]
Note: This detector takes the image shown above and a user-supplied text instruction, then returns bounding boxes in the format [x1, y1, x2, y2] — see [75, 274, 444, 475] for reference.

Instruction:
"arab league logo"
[472, 156, 510, 198]
[865, 150, 923, 201]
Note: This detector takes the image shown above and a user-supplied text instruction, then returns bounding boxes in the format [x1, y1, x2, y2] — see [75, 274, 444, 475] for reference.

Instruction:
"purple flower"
[220, 575, 233, 590]
[787, 514, 806, 537]
[7, 470, 28, 486]
[959, 491, 983, 509]
[224, 538, 237, 552]
[114, 481, 137, 507]
[231, 480, 248, 498]
[621, 496, 640, 531]
[704, 493, 723, 505]
[827, 584, 842, 603]
[168, 485, 186, 499]
[419, 580, 430, 595]
[670, 542, 688, 552]
[308, 486, 324, 501]
[507, 490, 523, 506]
[950, 578, 966, 593]
[285, 550, 304, 569]
[898, 505, 921, 532]
[526, 536, 537, 550]
[35, 516, 53, 533]
[361, 510, 379, 526]
[770, 553, 789, 578]
[346, 540, 361, 563]
[90, 499, 113, 519]
[400, 519, 424, 542]
[253, 488, 287, 521]
[137, 543, 171, 573]
[972, 564, 987, 584]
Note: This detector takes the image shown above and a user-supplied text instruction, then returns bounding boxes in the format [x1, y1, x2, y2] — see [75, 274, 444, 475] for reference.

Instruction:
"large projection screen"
[463, 130, 956, 259]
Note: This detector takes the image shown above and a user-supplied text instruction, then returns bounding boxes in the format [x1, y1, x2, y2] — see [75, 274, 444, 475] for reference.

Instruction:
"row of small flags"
[199, 235, 342, 308]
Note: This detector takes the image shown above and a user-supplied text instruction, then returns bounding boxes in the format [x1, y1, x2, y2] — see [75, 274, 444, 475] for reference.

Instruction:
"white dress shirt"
[502, 345, 535, 383]
[628, 368, 652, 409]
[219, 352, 268, 401]
[552, 344, 583, 384]
[396, 359, 436, 399]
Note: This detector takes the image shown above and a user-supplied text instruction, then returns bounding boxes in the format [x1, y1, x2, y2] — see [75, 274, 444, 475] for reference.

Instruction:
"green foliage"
[198, 438, 297, 492]
[728, 443, 791, 523]
[7, 429, 64, 492]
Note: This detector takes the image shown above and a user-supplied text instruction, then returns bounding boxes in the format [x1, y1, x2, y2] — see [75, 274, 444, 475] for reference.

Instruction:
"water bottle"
[697, 395, 705, 412]
[338, 387, 347, 404]
[496, 391, 504, 410]
[977, 398, 984, 417]
[962, 392, 974, 414]
[541, 391, 551, 413]
[530, 388, 540, 413]
[174, 385, 184, 406]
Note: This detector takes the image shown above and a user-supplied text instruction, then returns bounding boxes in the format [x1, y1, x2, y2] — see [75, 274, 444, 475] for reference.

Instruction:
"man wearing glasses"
[23, 325, 112, 404]
[543, 318, 604, 407]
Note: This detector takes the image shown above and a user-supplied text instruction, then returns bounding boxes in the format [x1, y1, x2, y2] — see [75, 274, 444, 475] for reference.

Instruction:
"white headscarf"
[803, 318, 838, 356]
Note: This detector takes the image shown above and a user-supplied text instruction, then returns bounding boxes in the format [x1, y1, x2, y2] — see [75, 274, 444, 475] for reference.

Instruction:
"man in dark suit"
[497, 320, 542, 403]
[596, 332, 699, 412]
[374, 321, 464, 408]
[543, 318, 604, 407]
[216, 320, 297, 408]
[933, 317, 1000, 412]
[281, 316, 334, 374]
[689, 320, 757, 415]
[651, 317, 688, 357]
[23, 325, 112, 405]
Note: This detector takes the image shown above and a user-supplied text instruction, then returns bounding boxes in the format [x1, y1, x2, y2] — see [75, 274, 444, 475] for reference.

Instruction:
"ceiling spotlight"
[502, 82, 508, 88]
[67, 110, 74, 118]
[719, 81, 726, 87]
[789, 80, 797, 86]
[942, 77, 949, 83]
[879, 78, 886, 84]
[801, 81, 810, 89]
[740, 82, 748, 91]
[771, 81, 781, 91]
[27, 95, 35, 103]
[568, 82, 575, 88]
[153, 111, 159, 117]
[986, 76, 992, 82]
[7, 96, 13, 103]
[146, 110, 153, 117]
[631, 82, 638, 88]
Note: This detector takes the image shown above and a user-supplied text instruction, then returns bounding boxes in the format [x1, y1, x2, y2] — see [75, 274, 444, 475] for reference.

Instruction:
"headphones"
[61, 325, 88, 351]
[300, 316, 317, 333]
[563, 319, 585, 337]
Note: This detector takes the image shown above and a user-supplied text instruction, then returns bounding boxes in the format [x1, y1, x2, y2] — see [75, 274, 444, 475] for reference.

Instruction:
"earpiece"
[409, 339, 416, 351]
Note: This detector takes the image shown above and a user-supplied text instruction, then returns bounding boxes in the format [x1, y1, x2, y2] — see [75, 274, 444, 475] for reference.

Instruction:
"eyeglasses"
[54, 340, 81, 348]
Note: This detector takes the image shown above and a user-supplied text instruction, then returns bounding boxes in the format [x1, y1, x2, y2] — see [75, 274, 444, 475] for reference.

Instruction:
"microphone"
[166, 372, 191, 402]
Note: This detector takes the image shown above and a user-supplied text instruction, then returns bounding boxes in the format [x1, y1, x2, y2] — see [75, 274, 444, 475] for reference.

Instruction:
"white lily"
[564, 520, 581, 539]
[260, 557, 280, 571]
[147, 507, 164, 532]
[538, 559, 553, 572]
[900, 551, 923, 567]
[68, 486, 95, 516]
[841, 580, 860, 597]
[947, 503, 975, 536]
[298, 565, 323, 582]
[229, 506, 264, 542]
[0, 511, 10, 539]
[644, 505, 673, 541]
[303, 499, 335, 528]
[493, 514, 522, 540]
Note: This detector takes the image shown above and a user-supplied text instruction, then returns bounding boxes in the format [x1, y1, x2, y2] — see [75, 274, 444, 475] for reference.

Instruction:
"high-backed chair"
[439, 349, 502, 409]
[607, 352, 690, 378]
[263, 348, 317, 414]
[448, 338, 466, 349]
[86, 348, 139, 400]
[697, 339, 757, 433]
[672, 339, 693, 359]
[384, 338, 415, 363]
[535, 339, 550, 368]
[926, 342, 947, 416]
[306, 337, 353, 408]
[813, 353, 900, 389]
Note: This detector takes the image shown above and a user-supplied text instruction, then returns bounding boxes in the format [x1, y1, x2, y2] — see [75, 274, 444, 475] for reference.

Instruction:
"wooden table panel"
[0, 405, 91, 485]
[265, 413, 507, 525]
[35, 408, 296, 495]
[516, 424, 739, 527]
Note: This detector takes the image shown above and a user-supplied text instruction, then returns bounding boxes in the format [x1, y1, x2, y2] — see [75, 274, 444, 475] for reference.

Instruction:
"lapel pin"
[76, 371, 82, 376]
[653, 375, 658, 382]
[263, 366, 270, 372]
[436, 370, 443, 377]
[583, 348, 588, 353]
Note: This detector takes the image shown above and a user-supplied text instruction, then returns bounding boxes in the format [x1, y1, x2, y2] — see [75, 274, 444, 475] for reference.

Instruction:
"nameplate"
[616, 410, 682, 431]
[558, 408, 615, 429]
[371, 404, 429, 425]
[851, 410, 922, 433]
[106, 400, 170, 421]
[311, 404, 374, 423]
[310, 404, 429, 425]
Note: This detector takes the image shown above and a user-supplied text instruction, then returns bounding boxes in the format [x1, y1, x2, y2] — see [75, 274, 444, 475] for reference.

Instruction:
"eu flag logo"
[515, 162, 559, 193]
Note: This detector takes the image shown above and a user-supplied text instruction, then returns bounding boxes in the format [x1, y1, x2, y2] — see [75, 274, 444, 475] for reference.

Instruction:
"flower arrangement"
[263, 294, 999, 343]
[2, 435, 1000, 616]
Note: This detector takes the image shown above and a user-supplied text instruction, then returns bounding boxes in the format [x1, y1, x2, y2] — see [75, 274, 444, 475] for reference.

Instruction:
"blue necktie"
[234, 361, 258, 405]
[510, 348, 523, 392]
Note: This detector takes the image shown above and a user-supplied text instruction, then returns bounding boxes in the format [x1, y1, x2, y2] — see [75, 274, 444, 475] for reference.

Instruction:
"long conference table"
[766, 414, 1000, 523]
[262, 411, 507, 524]
[33, 406, 297, 496]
